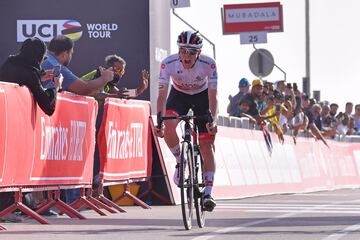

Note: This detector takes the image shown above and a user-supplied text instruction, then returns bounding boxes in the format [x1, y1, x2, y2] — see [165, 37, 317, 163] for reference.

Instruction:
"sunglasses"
[113, 66, 125, 76]
[179, 48, 199, 56]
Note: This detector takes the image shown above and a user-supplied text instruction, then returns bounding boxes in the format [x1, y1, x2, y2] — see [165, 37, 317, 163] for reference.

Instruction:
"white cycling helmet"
[177, 30, 203, 49]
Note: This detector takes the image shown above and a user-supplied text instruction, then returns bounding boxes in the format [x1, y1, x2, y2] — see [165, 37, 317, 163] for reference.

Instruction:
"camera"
[108, 72, 121, 86]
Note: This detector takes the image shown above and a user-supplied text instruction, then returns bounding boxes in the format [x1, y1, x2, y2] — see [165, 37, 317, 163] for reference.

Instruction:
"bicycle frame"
[160, 112, 208, 229]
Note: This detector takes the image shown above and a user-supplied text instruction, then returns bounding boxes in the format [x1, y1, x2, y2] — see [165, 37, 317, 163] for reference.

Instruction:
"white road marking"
[191, 200, 360, 240]
[216, 203, 360, 213]
[191, 211, 297, 240]
[322, 224, 360, 240]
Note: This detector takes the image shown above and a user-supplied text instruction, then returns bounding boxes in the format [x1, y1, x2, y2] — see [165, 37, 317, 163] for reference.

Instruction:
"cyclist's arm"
[207, 60, 218, 121]
[208, 87, 218, 121]
[157, 83, 169, 116]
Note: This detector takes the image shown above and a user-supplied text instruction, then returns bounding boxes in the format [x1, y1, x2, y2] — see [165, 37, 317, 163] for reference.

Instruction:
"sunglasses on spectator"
[179, 48, 199, 56]
[113, 66, 125, 76]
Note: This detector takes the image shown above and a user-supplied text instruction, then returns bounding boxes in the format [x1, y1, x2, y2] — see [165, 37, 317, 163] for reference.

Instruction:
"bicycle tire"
[194, 150, 206, 228]
[180, 141, 194, 230]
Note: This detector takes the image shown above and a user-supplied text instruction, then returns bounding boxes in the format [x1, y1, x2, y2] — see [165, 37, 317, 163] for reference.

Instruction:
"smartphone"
[53, 65, 61, 78]
[276, 104, 281, 112]
[126, 89, 137, 98]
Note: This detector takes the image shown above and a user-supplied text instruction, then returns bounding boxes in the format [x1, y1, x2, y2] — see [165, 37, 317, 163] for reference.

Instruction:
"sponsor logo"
[17, 19, 119, 42]
[40, 117, 87, 161]
[63, 20, 83, 41]
[106, 121, 143, 160]
[211, 63, 216, 69]
[161, 64, 166, 69]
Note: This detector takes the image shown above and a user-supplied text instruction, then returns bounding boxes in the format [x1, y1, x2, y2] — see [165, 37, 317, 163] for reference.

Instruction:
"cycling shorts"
[166, 87, 209, 133]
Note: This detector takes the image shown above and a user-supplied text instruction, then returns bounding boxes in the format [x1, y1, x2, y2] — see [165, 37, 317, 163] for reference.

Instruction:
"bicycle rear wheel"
[194, 152, 206, 228]
[180, 141, 194, 230]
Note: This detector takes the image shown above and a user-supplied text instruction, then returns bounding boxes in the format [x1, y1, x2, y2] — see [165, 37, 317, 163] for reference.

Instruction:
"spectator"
[80, 54, 149, 100]
[305, 104, 329, 147]
[41, 35, 114, 204]
[227, 78, 250, 117]
[274, 80, 286, 95]
[0, 37, 59, 222]
[353, 104, 360, 135]
[321, 104, 333, 128]
[238, 99, 256, 125]
[41, 35, 114, 95]
[301, 94, 311, 111]
[0, 37, 58, 115]
[284, 82, 296, 108]
[344, 102, 354, 118]
[290, 105, 309, 144]
[263, 89, 291, 143]
[80, 54, 149, 194]
[329, 103, 339, 118]
[336, 113, 352, 136]
[241, 79, 278, 124]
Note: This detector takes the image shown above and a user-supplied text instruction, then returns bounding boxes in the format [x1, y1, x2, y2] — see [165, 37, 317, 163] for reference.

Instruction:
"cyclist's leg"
[164, 88, 190, 159]
[193, 90, 217, 211]
[199, 134, 216, 195]
[164, 88, 191, 185]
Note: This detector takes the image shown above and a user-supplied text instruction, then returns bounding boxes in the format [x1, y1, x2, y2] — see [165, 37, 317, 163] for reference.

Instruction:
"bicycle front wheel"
[194, 152, 206, 228]
[180, 141, 194, 230]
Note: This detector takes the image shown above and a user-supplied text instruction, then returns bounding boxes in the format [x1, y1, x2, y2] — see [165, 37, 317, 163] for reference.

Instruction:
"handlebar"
[157, 110, 213, 129]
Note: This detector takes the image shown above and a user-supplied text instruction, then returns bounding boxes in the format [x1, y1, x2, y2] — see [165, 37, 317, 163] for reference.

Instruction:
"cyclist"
[156, 30, 218, 212]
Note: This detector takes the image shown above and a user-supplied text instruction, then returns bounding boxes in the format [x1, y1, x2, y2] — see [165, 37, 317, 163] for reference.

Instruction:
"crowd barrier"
[0, 82, 98, 224]
[1, 80, 359, 229]
[0, 82, 154, 228]
[95, 98, 152, 211]
[156, 122, 360, 204]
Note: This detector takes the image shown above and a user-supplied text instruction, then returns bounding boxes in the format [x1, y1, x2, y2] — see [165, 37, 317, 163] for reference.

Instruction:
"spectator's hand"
[100, 67, 114, 83]
[53, 74, 63, 91]
[41, 70, 54, 81]
[136, 69, 149, 96]
[156, 123, 165, 138]
[206, 122, 218, 135]
[116, 87, 130, 99]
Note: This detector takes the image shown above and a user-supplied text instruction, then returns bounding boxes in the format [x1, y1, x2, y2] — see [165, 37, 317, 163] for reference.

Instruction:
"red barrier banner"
[98, 98, 152, 181]
[0, 82, 97, 187]
[0, 86, 6, 183]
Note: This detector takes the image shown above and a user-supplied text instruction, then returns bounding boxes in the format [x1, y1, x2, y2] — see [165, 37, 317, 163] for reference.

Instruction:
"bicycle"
[159, 111, 212, 230]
